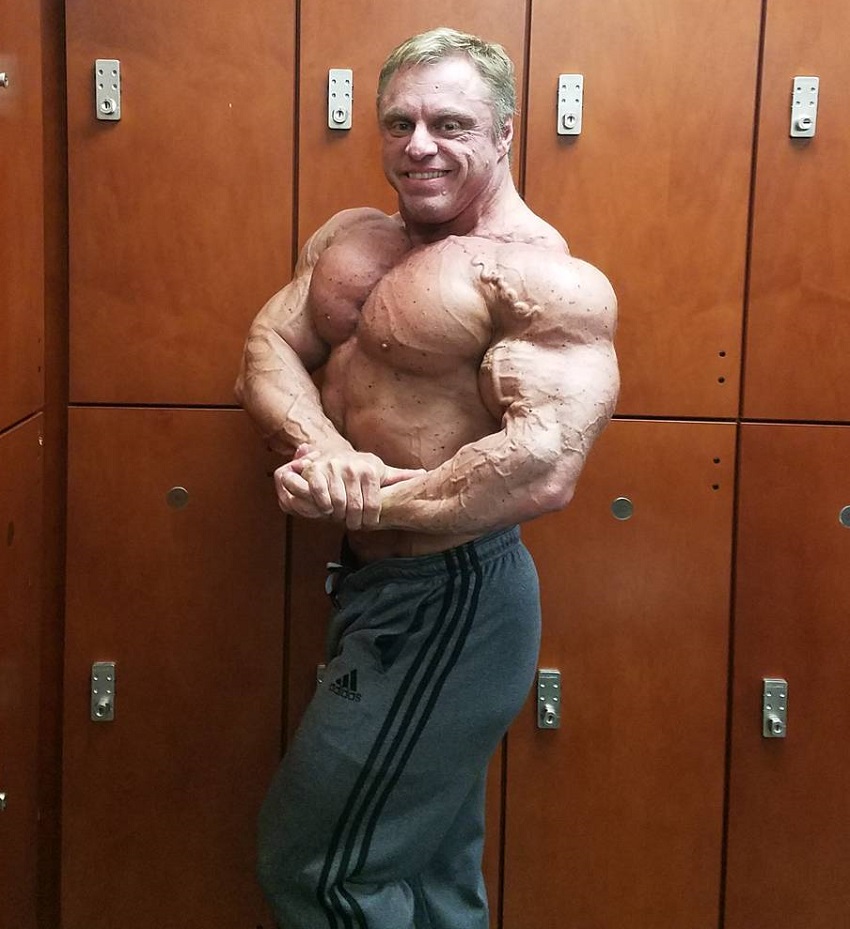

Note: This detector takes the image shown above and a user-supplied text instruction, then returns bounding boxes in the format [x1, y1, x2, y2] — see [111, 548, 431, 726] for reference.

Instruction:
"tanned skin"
[235, 55, 619, 562]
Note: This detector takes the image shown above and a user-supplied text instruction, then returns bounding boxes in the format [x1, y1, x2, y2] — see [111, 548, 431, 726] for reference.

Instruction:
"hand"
[274, 444, 425, 530]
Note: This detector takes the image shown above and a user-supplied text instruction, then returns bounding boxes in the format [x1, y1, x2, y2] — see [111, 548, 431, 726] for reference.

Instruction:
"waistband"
[327, 526, 522, 599]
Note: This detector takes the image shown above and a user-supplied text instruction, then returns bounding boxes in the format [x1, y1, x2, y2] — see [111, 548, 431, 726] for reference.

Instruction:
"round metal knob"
[0, 73, 9, 88]
[611, 496, 634, 521]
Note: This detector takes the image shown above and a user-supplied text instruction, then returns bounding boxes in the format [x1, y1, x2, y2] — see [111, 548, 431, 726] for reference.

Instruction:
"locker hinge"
[328, 69, 353, 130]
[557, 74, 583, 136]
[762, 678, 788, 738]
[537, 669, 562, 729]
[91, 661, 117, 721]
[95, 59, 121, 121]
[790, 76, 818, 138]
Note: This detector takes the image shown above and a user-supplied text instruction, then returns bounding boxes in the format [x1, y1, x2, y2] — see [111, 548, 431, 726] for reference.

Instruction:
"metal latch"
[328, 68, 353, 130]
[95, 59, 121, 121]
[91, 661, 117, 721]
[537, 669, 561, 729]
[557, 74, 583, 136]
[0, 791, 7, 812]
[762, 678, 788, 738]
[790, 76, 818, 138]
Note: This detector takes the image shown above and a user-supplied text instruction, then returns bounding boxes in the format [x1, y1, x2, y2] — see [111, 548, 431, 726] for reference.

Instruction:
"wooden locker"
[524, 0, 761, 418]
[0, 0, 44, 429]
[0, 416, 44, 929]
[504, 420, 735, 928]
[297, 1, 528, 241]
[61, 408, 285, 929]
[726, 424, 850, 928]
[65, 0, 295, 404]
[743, 1, 850, 421]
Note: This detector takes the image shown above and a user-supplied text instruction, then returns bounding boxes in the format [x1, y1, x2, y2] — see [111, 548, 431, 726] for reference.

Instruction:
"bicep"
[486, 336, 619, 457]
[247, 275, 328, 372]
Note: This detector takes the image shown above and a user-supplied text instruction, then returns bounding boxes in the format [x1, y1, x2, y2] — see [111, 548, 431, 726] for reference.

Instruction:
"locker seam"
[281, 0, 303, 757]
[517, 0, 534, 199]
[718, 1, 770, 926]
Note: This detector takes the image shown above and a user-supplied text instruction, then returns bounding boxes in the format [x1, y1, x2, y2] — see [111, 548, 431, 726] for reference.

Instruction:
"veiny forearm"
[377, 411, 589, 535]
[235, 328, 351, 458]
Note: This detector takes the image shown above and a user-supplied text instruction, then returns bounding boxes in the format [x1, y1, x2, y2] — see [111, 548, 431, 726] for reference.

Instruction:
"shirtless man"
[236, 27, 618, 929]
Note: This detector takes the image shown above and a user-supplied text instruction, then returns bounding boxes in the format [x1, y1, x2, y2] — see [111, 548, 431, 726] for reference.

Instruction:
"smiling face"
[378, 56, 513, 238]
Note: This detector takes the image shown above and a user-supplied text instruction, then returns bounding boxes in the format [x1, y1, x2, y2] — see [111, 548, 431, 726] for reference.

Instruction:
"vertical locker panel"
[66, 0, 295, 404]
[726, 425, 850, 928]
[297, 2, 528, 242]
[0, 416, 44, 929]
[62, 408, 285, 929]
[505, 420, 735, 929]
[525, 0, 761, 417]
[286, 519, 504, 927]
[0, 0, 44, 429]
[743, 2, 850, 421]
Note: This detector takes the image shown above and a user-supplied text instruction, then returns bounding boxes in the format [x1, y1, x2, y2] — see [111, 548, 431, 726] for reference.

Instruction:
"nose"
[405, 123, 438, 160]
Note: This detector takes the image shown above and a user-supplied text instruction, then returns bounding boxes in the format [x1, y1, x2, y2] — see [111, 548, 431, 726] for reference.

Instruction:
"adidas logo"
[329, 669, 362, 702]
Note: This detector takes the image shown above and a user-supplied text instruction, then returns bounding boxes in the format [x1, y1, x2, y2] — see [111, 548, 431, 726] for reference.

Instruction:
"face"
[378, 56, 512, 234]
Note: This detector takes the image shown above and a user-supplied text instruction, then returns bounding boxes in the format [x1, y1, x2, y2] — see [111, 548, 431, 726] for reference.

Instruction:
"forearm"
[377, 427, 583, 535]
[235, 330, 351, 458]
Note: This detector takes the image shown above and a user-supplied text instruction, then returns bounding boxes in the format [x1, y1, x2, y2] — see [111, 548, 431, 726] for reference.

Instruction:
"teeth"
[408, 171, 448, 179]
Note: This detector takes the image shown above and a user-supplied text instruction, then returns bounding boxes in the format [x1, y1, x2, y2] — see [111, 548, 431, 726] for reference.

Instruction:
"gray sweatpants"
[257, 526, 542, 929]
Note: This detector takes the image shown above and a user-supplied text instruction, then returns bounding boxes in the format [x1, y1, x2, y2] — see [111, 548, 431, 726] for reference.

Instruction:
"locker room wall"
[3, 0, 847, 925]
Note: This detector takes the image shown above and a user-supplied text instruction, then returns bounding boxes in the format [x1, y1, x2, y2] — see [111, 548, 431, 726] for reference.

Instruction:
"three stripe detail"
[316, 543, 483, 928]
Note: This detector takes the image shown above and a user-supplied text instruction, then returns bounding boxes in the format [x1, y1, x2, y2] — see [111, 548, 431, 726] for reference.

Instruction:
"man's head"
[377, 28, 516, 145]
[376, 29, 517, 235]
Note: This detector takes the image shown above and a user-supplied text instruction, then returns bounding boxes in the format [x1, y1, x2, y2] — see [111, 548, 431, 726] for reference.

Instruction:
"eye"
[441, 120, 461, 133]
[386, 119, 412, 136]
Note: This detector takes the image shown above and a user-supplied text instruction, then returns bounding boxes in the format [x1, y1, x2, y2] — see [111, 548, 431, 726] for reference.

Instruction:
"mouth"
[404, 170, 450, 180]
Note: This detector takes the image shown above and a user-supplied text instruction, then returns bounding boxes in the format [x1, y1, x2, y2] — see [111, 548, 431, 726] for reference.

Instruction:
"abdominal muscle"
[320, 338, 500, 562]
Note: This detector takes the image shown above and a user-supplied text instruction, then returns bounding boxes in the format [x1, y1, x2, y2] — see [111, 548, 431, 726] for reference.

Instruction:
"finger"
[275, 485, 325, 519]
[302, 465, 335, 516]
[275, 466, 312, 499]
[381, 466, 427, 487]
[325, 467, 349, 522]
[341, 469, 367, 531]
[357, 471, 382, 530]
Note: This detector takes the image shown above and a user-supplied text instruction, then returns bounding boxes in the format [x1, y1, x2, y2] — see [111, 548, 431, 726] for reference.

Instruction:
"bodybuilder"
[236, 27, 619, 929]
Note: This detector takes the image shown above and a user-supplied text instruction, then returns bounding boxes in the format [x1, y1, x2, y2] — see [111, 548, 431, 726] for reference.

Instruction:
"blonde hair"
[377, 27, 517, 138]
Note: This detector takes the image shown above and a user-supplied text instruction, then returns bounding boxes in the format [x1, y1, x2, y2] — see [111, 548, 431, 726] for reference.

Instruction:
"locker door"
[525, 0, 761, 417]
[292, 11, 530, 925]
[504, 420, 735, 928]
[297, 2, 527, 240]
[0, 416, 44, 929]
[743, 2, 850, 421]
[61, 409, 285, 929]
[0, 0, 44, 429]
[725, 425, 850, 928]
[65, 0, 295, 404]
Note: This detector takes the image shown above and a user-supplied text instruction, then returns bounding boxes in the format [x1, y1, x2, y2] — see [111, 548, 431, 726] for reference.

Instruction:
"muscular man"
[236, 27, 618, 929]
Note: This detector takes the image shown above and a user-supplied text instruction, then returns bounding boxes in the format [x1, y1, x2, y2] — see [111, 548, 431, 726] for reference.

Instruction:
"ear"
[498, 117, 514, 157]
